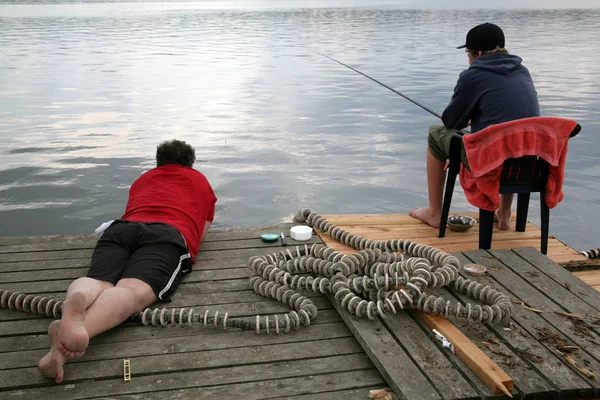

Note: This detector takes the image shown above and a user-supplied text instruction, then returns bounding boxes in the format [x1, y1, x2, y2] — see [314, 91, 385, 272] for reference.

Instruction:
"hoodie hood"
[469, 53, 523, 75]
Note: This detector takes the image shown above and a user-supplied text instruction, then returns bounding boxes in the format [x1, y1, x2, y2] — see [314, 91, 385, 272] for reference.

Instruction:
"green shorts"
[427, 125, 470, 169]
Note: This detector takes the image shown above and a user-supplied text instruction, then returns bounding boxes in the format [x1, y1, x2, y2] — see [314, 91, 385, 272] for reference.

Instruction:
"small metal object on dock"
[432, 328, 455, 353]
[123, 359, 131, 382]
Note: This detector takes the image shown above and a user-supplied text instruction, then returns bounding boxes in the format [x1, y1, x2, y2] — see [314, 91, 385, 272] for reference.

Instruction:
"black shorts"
[88, 220, 191, 301]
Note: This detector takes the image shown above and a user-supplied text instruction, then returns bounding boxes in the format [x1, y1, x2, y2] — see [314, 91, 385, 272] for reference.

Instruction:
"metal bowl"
[447, 215, 477, 232]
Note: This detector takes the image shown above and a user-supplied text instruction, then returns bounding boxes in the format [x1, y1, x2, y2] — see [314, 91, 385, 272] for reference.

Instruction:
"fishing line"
[314, 50, 442, 119]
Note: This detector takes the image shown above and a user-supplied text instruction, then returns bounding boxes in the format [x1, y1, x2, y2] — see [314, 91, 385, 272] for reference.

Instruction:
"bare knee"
[116, 278, 157, 312]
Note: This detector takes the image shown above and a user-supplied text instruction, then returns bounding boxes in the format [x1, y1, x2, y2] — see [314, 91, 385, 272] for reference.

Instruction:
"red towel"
[459, 116, 578, 211]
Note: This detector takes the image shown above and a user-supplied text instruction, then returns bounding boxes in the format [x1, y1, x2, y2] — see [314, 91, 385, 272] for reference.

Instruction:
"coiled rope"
[581, 248, 600, 259]
[0, 209, 513, 333]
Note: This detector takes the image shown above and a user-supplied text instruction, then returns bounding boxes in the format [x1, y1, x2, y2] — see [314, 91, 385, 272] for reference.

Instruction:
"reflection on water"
[1, 2, 599, 250]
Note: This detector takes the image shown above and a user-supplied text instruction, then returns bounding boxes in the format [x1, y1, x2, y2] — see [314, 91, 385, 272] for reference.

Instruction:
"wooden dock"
[0, 215, 599, 399]
[319, 212, 586, 264]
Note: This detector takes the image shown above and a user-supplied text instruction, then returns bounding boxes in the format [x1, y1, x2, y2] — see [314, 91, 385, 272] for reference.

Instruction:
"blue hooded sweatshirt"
[441, 52, 540, 133]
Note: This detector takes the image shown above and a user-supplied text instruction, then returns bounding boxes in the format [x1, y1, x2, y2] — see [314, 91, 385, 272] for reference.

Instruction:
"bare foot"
[38, 320, 67, 384]
[409, 207, 441, 228]
[57, 291, 89, 358]
[496, 208, 511, 231]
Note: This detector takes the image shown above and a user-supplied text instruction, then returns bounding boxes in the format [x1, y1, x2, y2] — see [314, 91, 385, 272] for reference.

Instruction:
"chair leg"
[540, 190, 550, 255]
[438, 168, 458, 238]
[479, 209, 495, 250]
[516, 193, 530, 232]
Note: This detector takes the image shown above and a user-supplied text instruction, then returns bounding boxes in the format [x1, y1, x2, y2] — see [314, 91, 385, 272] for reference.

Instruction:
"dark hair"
[156, 140, 196, 167]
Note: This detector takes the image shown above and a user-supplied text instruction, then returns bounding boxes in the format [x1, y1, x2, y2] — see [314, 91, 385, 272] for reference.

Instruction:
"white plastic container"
[290, 225, 312, 241]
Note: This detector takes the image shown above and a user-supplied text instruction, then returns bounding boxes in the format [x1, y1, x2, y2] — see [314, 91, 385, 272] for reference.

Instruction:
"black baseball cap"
[457, 23, 505, 51]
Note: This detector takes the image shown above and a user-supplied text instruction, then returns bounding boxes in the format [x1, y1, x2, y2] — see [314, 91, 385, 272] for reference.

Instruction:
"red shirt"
[121, 164, 217, 258]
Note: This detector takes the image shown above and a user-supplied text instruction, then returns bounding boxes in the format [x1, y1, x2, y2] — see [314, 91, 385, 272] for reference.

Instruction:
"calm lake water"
[1, 1, 599, 251]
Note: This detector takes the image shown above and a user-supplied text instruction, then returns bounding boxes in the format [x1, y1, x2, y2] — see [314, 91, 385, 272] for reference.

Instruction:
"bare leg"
[81, 278, 157, 338]
[409, 147, 446, 228]
[38, 278, 156, 384]
[496, 194, 513, 231]
[57, 277, 113, 359]
[37, 320, 66, 384]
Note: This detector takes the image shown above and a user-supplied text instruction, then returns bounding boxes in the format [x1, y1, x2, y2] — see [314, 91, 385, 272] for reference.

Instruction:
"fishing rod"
[314, 50, 442, 119]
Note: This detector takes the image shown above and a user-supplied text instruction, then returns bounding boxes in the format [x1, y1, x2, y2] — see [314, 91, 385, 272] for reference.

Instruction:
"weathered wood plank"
[7, 354, 384, 400]
[0, 321, 353, 370]
[485, 250, 600, 361]
[414, 283, 547, 398]
[273, 387, 384, 400]
[451, 252, 574, 396]
[406, 309, 506, 400]
[7, 355, 380, 400]
[0, 258, 91, 272]
[463, 250, 598, 396]
[0, 309, 343, 353]
[328, 295, 442, 400]
[0, 236, 321, 263]
[0, 298, 335, 336]
[0, 279, 291, 322]
[0, 337, 363, 389]
[321, 213, 440, 225]
[325, 226, 546, 243]
[381, 311, 480, 399]
[0, 289, 327, 324]
[323, 239, 566, 256]
[0, 224, 300, 248]
[512, 247, 600, 313]
[0, 249, 94, 263]
[86, 369, 385, 400]
[195, 246, 314, 261]
[0, 255, 255, 274]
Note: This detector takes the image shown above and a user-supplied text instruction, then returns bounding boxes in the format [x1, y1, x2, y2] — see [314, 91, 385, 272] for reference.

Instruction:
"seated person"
[409, 23, 540, 230]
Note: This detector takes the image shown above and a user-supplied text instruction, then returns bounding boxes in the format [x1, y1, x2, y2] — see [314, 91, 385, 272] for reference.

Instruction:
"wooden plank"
[493, 249, 600, 317]
[463, 250, 598, 395]
[0, 249, 93, 263]
[326, 225, 547, 242]
[0, 236, 321, 263]
[450, 252, 581, 397]
[0, 309, 343, 353]
[0, 321, 353, 370]
[0, 224, 295, 249]
[0, 298, 335, 336]
[0, 259, 90, 273]
[0, 337, 363, 389]
[485, 250, 600, 361]
[272, 388, 385, 400]
[416, 312, 513, 397]
[1, 356, 382, 400]
[328, 295, 442, 400]
[512, 247, 600, 313]
[320, 238, 566, 256]
[321, 213, 442, 226]
[1, 278, 254, 298]
[0, 255, 252, 274]
[381, 310, 480, 399]
[87, 370, 385, 400]
[195, 246, 320, 261]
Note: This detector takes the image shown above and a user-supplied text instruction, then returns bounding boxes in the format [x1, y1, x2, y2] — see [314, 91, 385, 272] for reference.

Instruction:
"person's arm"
[441, 72, 474, 130]
[201, 220, 211, 244]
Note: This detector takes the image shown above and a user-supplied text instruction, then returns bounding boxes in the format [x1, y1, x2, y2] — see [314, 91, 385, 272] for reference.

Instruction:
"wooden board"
[318, 212, 586, 264]
[0, 228, 383, 400]
[454, 252, 595, 398]
[1, 223, 598, 400]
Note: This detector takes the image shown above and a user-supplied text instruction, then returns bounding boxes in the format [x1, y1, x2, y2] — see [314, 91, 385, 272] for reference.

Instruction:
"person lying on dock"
[409, 23, 540, 230]
[37, 139, 217, 384]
